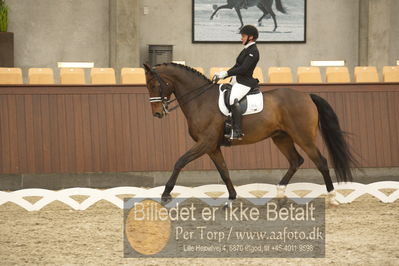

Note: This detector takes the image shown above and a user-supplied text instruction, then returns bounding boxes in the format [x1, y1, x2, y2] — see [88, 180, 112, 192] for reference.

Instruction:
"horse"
[210, 0, 287, 31]
[143, 63, 357, 206]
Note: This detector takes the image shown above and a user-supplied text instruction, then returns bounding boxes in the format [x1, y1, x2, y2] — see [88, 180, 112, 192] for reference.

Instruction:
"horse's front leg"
[271, 12, 277, 32]
[234, 6, 245, 29]
[162, 142, 210, 203]
[208, 147, 237, 200]
[257, 14, 265, 26]
[210, 4, 231, 20]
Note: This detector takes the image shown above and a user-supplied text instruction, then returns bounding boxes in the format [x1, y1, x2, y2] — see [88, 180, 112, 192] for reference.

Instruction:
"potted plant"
[0, 0, 13, 67]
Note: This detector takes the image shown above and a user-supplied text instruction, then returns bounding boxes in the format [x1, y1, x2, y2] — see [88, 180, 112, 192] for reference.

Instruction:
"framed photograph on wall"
[192, 0, 306, 43]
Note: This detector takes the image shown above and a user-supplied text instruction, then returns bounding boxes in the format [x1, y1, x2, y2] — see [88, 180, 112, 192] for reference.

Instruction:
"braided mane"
[155, 63, 212, 83]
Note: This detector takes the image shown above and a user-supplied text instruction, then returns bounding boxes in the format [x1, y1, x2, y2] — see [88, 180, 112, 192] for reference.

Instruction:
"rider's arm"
[227, 51, 259, 77]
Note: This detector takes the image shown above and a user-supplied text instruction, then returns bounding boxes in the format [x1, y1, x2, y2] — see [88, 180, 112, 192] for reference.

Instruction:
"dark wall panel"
[0, 83, 398, 174]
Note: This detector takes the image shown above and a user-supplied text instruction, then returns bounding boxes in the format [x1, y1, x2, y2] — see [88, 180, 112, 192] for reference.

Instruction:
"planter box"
[0, 32, 14, 67]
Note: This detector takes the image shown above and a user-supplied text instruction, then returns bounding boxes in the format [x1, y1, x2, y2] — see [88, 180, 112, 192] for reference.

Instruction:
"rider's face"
[241, 34, 252, 45]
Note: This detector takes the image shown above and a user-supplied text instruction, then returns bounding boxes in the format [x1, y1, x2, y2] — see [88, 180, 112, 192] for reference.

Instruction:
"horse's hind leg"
[272, 132, 304, 198]
[256, 4, 269, 26]
[162, 142, 210, 202]
[257, 13, 266, 26]
[270, 11, 277, 32]
[208, 147, 237, 200]
[261, 1, 277, 31]
[210, 4, 232, 20]
[234, 6, 245, 29]
[297, 141, 339, 206]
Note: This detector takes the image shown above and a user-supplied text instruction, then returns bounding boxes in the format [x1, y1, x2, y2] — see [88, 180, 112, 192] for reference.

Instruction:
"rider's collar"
[245, 41, 256, 49]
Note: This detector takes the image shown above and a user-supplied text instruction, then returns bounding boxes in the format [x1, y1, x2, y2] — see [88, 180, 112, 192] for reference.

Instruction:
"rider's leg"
[226, 82, 251, 139]
[229, 82, 251, 106]
[231, 99, 243, 139]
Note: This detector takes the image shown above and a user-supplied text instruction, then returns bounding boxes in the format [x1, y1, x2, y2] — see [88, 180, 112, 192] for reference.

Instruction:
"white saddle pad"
[218, 85, 264, 116]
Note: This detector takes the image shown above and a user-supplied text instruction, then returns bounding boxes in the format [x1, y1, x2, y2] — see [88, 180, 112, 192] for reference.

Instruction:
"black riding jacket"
[227, 42, 260, 88]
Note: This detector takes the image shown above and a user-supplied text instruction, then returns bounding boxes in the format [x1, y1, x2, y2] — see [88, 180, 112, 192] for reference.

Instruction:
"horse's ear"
[143, 63, 152, 73]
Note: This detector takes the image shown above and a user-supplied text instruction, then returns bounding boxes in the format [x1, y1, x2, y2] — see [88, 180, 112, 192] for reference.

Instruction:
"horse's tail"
[275, 0, 287, 14]
[310, 94, 356, 182]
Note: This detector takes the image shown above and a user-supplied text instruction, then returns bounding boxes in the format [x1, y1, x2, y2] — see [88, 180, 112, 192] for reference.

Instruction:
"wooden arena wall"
[0, 83, 398, 174]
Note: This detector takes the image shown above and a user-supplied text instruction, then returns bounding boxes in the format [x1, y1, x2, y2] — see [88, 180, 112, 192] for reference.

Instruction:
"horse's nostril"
[154, 112, 162, 118]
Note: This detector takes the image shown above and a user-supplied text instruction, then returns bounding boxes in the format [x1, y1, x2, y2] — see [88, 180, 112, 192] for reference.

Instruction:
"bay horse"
[210, 0, 287, 31]
[143, 63, 356, 206]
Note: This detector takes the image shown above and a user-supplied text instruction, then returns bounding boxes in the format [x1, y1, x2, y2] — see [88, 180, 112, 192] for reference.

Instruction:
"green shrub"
[0, 0, 9, 32]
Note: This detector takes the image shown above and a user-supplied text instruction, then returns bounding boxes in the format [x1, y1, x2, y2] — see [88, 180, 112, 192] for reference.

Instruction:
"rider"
[214, 25, 260, 140]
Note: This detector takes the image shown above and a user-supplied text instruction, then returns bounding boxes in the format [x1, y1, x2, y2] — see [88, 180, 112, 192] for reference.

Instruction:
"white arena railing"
[0, 182, 398, 211]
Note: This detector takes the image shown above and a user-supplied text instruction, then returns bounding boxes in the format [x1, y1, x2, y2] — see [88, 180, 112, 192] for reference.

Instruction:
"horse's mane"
[155, 63, 212, 83]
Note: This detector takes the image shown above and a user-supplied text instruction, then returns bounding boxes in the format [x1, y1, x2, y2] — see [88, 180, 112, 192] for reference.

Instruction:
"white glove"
[215, 71, 228, 79]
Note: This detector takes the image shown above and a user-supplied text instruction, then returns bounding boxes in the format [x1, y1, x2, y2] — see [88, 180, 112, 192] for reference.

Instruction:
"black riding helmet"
[239, 25, 259, 41]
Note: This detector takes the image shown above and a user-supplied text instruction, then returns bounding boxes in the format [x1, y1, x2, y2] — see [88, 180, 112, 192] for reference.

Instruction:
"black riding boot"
[225, 99, 244, 140]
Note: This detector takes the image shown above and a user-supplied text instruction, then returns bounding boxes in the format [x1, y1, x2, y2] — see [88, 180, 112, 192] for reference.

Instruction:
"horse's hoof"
[273, 28, 277, 32]
[276, 194, 287, 199]
[327, 191, 340, 208]
[277, 197, 288, 207]
[223, 199, 234, 210]
[328, 201, 339, 208]
[328, 197, 340, 207]
[276, 185, 287, 199]
[212, 4, 218, 10]
[161, 194, 172, 205]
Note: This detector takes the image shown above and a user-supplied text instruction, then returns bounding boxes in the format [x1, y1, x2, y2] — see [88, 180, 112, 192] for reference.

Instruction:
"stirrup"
[225, 129, 244, 140]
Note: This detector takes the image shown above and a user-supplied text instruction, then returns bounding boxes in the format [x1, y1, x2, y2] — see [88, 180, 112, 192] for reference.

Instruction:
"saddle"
[218, 84, 263, 116]
[222, 84, 260, 113]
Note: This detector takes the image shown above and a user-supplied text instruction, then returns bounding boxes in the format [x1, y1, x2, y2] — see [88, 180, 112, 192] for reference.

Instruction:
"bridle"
[147, 68, 217, 114]
[147, 68, 171, 114]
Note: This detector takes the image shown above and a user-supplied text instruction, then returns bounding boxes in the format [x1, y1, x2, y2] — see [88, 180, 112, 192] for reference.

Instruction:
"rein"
[148, 68, 217, 113]
[167, 82, 215, 112]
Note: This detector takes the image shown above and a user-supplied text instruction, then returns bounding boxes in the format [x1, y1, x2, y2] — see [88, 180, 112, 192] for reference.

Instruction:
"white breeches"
[229, 77, 251, 105]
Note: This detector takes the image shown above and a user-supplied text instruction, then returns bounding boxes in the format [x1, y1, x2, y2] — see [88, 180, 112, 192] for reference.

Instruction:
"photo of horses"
[192, 0, 306, 43]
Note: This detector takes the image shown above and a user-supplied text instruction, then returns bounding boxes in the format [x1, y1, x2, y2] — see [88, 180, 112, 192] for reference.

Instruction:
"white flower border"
[0, 182, 398, 211]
